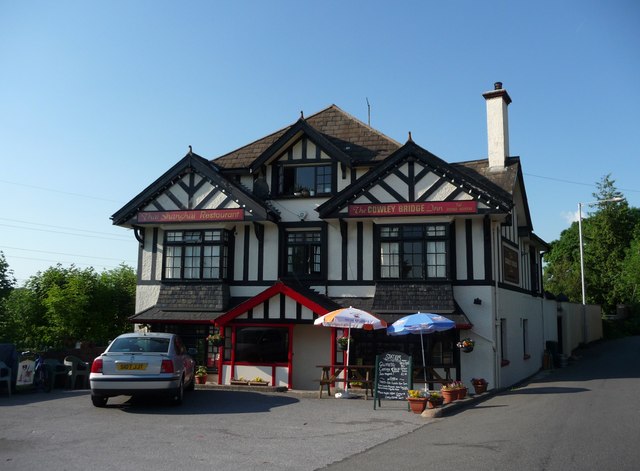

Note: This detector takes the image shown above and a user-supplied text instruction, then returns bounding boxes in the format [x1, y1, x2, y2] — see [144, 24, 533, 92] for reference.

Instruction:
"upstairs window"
[277, 164, 333, 196]
[286, 231, 322, 276]
[164, 229, 229, 280]
[377, 224, 449, 280]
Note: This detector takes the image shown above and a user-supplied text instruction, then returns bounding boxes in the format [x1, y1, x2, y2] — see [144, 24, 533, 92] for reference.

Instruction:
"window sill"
[501, 359, 510, 367]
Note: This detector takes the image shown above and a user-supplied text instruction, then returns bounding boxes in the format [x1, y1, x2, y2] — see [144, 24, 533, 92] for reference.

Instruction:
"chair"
[64, 356, 89, 389]
[0, 361, 11, 396]
[44, 359, 69, 389]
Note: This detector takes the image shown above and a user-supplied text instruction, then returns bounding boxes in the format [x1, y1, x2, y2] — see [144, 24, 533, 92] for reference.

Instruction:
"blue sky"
[1, 1, 639, 285]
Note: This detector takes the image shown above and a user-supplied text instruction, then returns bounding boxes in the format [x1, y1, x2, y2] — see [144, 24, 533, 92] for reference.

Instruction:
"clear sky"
[1, 1, 638, 285]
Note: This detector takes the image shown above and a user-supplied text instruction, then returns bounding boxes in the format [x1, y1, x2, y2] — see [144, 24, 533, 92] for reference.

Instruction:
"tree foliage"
[0, 263, 135, 350]
[543, 175, 640, 316]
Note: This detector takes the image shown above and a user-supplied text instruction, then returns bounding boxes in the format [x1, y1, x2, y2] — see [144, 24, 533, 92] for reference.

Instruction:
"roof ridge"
[311, 104, 402, 147]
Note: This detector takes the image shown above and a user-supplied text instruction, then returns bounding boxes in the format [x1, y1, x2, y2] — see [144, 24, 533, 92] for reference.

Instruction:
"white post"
[578, 202, 587, 344]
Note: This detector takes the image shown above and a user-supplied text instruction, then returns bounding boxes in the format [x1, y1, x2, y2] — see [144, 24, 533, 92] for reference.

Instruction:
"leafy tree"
[0, 251, 16, 299]
[1, 263, 136, 349]
[543, 175, 640, 315]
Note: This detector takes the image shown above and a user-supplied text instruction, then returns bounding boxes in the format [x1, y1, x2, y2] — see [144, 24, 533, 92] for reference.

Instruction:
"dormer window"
[276, 164, 333, 196]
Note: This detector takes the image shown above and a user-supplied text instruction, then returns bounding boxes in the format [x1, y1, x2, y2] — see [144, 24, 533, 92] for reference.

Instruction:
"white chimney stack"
[483, 82, 512, 169]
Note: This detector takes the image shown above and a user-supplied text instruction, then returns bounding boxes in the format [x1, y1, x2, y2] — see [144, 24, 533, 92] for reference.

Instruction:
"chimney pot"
[494, 82, 503, 90]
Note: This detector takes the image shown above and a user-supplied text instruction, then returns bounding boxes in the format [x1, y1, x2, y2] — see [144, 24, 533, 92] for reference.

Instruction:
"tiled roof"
[371, 283, 457, 313]
[156, 284, 230, 311]
[212, 105, 401, 169]
[453, 157, 520, 199]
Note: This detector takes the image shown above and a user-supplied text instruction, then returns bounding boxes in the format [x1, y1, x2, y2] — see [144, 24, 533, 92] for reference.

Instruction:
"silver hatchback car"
[89, 332, 195, 407]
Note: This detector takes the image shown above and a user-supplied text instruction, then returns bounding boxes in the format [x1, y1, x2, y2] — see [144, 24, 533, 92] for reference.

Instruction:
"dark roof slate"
[213, 105, 401, 169]
[371, 283, 456, 313]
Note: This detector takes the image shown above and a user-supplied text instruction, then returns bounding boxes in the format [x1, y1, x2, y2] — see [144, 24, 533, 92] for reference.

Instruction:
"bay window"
[378, 224, 449, 280]
[164, 229, 229, 280]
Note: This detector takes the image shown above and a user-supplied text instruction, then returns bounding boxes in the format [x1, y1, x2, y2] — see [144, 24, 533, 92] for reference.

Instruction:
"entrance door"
[291, 324, 331, 390]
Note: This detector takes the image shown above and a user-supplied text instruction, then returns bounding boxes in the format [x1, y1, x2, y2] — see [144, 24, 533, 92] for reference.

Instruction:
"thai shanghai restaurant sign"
[137, 209, 245, 224]
[348, 201, 478, 217]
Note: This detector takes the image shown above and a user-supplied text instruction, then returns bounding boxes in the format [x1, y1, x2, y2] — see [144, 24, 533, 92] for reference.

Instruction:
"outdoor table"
[411, 366, 453, 390]
[316, 364, 374, 399]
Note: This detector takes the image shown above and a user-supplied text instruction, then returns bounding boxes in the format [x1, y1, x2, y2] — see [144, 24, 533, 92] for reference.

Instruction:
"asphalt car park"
[0, 387, 426, 471]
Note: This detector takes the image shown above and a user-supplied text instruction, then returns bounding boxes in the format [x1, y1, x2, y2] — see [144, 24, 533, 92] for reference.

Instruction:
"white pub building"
[112, 83, 554, 392]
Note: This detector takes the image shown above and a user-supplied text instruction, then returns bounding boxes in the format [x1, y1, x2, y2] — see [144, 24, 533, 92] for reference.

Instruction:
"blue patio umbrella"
[387, 312, 456, 391]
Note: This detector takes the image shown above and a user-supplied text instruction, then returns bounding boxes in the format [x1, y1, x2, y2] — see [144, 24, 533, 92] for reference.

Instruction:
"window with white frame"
[163, 229, 229, 280]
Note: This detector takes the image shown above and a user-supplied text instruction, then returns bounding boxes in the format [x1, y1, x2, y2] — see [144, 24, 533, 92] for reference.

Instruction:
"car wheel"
[91, 395, 108, 407]
[171, 377, 184, 406]
[186, 375, 195, 391]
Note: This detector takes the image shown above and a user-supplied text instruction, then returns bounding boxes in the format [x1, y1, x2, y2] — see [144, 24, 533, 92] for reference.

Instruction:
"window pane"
[295, 167, 315, 190]
[235, 327, 289, 363]
[402, 241, 423, 278]
[203, 246, 220, 279]
[165, 246, 182, 279]
[166, 231, 182, 242]
[184, 231, 202, 243]
[184, 246, 201, 279]
[380, 242, 399, 278]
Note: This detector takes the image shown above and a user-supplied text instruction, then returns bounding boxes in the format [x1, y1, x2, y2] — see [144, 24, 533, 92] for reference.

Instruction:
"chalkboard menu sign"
[374, 351, 412, 409]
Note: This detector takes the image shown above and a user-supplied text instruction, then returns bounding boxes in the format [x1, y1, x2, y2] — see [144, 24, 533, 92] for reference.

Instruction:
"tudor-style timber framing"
[114, 90, 557, 392]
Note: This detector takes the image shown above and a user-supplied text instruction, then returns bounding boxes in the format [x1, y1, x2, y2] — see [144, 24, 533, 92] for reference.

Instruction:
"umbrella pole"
[420, 332, 427, 392]
[345, 327, 350, 394]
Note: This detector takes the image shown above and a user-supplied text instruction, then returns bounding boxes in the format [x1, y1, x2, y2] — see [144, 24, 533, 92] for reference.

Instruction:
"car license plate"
[116, 363, 147, 371]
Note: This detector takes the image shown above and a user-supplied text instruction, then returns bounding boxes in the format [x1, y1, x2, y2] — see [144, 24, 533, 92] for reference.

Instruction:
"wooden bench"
[316, 365, 374, 399]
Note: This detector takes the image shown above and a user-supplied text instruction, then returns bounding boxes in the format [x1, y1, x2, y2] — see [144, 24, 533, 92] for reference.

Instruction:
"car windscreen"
[109, 337, 170, 353]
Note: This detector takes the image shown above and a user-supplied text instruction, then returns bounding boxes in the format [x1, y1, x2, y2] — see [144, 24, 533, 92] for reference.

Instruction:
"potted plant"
[206, 333, 224, 347]
[457, 337, 475, 353]
[337, 336, 352, 351]
[230, 376, 248, 385]
[249, 376, 268, 386]
[195, 366, 208, 385]
[426, 391, 444, 409]
[407, 389, 427, 413]
[450, 381, 468, 399]
[471, 377, 488, 394]
[440, 383, 458, 404]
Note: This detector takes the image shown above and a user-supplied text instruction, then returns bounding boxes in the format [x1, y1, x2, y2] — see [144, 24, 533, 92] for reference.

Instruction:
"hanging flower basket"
[457, 338, 475, 352]
[337, 336, 352, 351]
[206, 334, 224, 346]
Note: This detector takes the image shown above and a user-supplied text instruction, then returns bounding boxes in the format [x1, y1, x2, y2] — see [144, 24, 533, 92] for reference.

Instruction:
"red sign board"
[347, 201, 478, 217]
[137, 209, 245, 224]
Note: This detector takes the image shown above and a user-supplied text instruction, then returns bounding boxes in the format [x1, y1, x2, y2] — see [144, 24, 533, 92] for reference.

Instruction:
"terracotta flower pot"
[407, 397, 427, 414]
[457, 387, 468, 400]
[195, 375, 207, 385]
[441, 389, 457, 404]
[473, 383, 488, 394]
[427, 398, 443, 409]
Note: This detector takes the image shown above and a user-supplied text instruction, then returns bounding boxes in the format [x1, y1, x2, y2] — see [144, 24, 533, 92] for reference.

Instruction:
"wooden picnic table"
[316, 364, 374, 399]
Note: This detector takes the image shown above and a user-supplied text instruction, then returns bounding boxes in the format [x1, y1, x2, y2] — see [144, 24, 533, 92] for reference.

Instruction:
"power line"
[6, 254, 133, 268]
[0, 223, 133, 242]
[0, 179, 124, 203]
[0, 245, 135, 262]
[524, 173, 640, 194]
[0, 217, 131, 239]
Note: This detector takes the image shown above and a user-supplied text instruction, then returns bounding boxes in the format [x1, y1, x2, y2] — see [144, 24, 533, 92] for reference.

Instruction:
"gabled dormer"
[111, 150, 280, 228]
[213, 105, 400, 199]
[317, 139, 513, 219]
